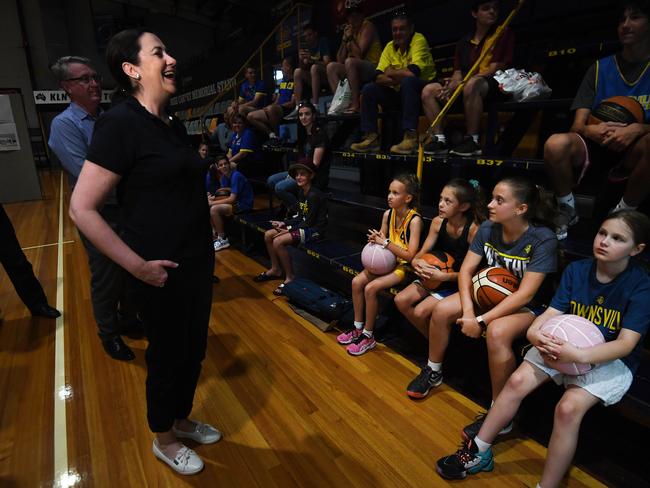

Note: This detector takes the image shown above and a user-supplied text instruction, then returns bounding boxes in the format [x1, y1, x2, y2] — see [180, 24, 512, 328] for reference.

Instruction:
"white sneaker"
[152, 440, 204, 475]
[173, 420, 222, 444]
[213, 238, 230, 252]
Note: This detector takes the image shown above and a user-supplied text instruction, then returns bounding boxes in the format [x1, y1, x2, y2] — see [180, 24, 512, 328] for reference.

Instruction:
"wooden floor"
[0, 171, 605, 487]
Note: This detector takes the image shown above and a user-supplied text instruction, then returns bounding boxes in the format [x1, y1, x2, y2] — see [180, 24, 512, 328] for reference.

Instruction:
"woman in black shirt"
[266, 100, 331, 209]
[70, 29, 218, 475]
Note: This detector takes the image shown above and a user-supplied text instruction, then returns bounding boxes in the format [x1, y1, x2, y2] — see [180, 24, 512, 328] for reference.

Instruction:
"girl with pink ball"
[337, 174, 423, 356]
[436, 210, 650, 486]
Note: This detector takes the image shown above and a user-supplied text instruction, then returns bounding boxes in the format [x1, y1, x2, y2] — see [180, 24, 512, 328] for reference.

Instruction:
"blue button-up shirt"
[48, 102, 101, 187]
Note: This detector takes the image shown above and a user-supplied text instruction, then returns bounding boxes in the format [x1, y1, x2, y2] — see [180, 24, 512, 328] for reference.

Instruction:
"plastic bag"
[493, 68, 552, 102]
[328, 78, 352, 115]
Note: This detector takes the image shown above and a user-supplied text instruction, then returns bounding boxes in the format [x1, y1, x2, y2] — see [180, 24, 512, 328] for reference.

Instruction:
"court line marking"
[53, 172, 69, 484]
[21, 240, 74, 251]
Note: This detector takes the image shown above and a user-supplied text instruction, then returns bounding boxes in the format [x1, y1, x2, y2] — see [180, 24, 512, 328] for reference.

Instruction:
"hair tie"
[469, 179, 480, 189]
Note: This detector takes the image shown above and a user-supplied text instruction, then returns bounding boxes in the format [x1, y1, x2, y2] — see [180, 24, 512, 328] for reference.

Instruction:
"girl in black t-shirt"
[70, 29, 218, 476]
[255, 159, 328, 296]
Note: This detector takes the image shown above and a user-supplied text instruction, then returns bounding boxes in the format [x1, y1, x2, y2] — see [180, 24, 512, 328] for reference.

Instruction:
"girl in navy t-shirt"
[436, 210, 650, 485]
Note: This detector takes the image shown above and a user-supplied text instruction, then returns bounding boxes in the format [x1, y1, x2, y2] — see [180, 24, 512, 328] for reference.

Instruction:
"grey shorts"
[524, 347, 633, 406]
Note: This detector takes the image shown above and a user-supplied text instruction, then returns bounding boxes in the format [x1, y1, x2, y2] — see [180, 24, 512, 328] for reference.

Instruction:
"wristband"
[476, 315, 487, 331]
[382, 238, 390, 249]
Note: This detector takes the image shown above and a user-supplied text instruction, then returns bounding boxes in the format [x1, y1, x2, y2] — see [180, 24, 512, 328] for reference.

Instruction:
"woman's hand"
[270, 220, 286, 229]
[456, 315, 482, 339]
[135, 260, 179, 288]
[367, 228, 386, 245]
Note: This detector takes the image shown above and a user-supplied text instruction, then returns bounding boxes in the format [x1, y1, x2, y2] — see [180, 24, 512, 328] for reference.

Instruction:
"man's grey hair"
[50, 56, 94, 82]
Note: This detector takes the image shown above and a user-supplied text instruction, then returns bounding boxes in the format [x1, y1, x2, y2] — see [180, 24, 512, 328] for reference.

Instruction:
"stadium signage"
[170, 77, 237, 106]
[33, 90, 113, 104]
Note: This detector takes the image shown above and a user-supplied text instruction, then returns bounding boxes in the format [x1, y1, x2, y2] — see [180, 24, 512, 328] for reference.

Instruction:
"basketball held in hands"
[419, 251, 455, 290]
[471, 266, 520, 310]
[539, 314, 605, 375]
[361, 243, 397, 275]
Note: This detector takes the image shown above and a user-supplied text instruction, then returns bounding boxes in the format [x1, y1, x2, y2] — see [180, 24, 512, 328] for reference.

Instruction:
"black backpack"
[281, 278, 352, 323]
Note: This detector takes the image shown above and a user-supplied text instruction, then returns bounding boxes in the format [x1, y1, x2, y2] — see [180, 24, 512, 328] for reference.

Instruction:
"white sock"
[353, 321, 364, 330]
[269, 132, 277, 139]
[474, 436, 492, 453]
[556, 193, 575, 208]
[362, 328, 373, 338]
[614, 197, 637, 212]
[536, 484, 542, 488]
[427, 360, 442, 372]
[470, 134, 479, 143]
[435, 134, 446, 143]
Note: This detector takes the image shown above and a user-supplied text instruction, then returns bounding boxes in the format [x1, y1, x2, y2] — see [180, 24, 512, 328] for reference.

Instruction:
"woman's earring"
[135, 73, 141, 80]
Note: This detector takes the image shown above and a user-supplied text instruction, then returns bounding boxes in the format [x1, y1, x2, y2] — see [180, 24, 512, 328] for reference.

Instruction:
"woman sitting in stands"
[267, 100, 331, 212]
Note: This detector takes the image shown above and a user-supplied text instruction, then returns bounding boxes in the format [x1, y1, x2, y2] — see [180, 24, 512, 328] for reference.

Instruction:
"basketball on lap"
[587, 96, 645, 125]
[538, 314, 605, 375]
[361, 243, 397, 275]
[471, 266, 520, 310]
[419, 251, 455, 290]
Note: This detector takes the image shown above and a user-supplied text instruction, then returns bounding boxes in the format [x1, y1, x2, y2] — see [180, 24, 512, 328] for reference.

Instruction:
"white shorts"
[524, 347, 633, 406]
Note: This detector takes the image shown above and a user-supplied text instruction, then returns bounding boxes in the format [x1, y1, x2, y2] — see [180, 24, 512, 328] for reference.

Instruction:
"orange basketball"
[419, 251, 455, 290]
[587, 96, 644, 125]
[471, 266, 520, 310]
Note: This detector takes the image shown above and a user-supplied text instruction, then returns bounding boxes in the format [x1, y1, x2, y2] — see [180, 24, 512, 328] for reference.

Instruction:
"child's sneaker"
[213, 238, 230, 252]
[436, 439, 494, 480]
[336, 328, 362, 345]
[346, 333, 376, 356]
[406, 365, 443, 398]
[462, 411, 513, 442]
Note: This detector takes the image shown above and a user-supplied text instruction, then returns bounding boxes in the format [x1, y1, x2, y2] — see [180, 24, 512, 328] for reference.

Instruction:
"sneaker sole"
[214, 244, 230, 252]
[336, 337, 358, 345]
[152, 442, 204, 475]
[347, 342, 376, 356]
[422, 150, 449, 155]
[449, 150, 482, 157]
[406, 377, 442, 399]
[436, 465, 467, 480]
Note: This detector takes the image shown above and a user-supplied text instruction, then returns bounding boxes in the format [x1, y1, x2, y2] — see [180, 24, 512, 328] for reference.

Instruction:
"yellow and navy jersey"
[388, 208, 420, 263]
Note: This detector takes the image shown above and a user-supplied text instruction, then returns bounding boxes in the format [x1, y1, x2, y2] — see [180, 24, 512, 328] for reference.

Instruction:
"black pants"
[131, 255, 214, 432]
[78, 205, 133, 340]
[0, 204, 48, 310]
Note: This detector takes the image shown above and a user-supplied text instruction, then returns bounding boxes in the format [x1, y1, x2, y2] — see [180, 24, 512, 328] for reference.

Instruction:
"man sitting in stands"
[545, 0, 650, 240]
[286, 23, 331, 117]
[350, 11, 435, 155]
[325, 3, 382, 114]
[247, 56, 295, 144]
[420, 0, 514, 156]
[227, 66, 268, 120]
[227, 113, 260, 176]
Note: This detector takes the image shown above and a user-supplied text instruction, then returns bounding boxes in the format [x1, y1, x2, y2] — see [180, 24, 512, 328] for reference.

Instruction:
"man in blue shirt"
[48, 56, 136, 361]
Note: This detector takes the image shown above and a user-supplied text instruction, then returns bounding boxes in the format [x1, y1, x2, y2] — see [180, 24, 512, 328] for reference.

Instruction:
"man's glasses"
[64, 74, 102, 84]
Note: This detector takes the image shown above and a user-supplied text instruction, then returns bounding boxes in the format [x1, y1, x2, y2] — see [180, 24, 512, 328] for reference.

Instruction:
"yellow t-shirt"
[376, 32, 436, 90]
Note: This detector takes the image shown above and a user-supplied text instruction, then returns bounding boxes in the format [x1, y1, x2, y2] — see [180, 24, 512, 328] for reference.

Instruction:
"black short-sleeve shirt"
[299, 125, 331, 190]
[86, 97, 212, 262]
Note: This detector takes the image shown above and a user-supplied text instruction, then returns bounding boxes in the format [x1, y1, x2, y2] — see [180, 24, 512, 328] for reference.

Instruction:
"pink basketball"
[361, 243, 397, 275]
[538, 314, 605, 375]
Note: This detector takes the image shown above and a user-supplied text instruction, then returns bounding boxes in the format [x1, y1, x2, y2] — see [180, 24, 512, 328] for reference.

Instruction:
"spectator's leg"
[326, 61, 346, 94]
[246, 108, 272, 134]
[621, 133, 650, 207]
[359, 82, 381, 134]
[394, 283, 431, 336]
[463, 76, 489, 136]
[420, 82, 444, 134]
[344, 57, 371, 112]
[293, 68, 305, 101]
[210, 204, 232, 238]
[485, 312, 535, 400]
[400, 76, 427, 131]
[363, 272, 403, 331]
[263, 229, 283, 276]
[310, 64, 327, 104]
[274, 177, 299, 209]
[272, 232, 296, 282]
[544, 132, 586, 198]
[265, 105, 284, 133]
[351, 270, 371, 323]
[428, 293, 463, 363]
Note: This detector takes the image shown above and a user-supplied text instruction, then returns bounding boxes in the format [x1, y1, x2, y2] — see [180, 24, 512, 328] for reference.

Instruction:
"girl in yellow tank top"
[336, 174, 423, 356]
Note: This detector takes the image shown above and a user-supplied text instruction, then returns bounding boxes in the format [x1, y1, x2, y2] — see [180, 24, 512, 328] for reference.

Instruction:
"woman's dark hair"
[603, 210, 650, 245]
[296, 100, 319, 144]
[445, 178, 486, 224]
[498, 176, 555, 228]
[393, 173, 420, 209]
[106, 28, 153, 96]
[623, 0, 650, 18]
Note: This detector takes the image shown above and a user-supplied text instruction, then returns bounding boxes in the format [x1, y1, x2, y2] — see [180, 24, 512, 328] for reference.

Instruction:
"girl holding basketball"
[395, 178, 484, 337]
[337, 174, 423, 356]
[406, 176, 557, 415]
[436, 210, 650, 486]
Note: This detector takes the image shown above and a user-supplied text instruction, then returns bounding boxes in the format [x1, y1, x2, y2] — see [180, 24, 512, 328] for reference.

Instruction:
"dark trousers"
[132, 255, 214, 432]
[0, 204, 48, 310]
[360, 76, 429, 133]
[78, 204, 131, 340]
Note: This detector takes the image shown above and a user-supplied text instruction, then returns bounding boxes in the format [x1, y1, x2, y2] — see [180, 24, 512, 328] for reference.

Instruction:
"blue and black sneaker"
[436, 439, 494, 480]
